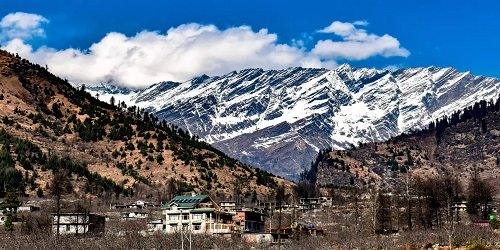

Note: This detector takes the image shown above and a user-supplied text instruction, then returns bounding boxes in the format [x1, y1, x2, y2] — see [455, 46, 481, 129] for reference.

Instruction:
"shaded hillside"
[0, 50, 288, 199]
[308, 96, 500, 193]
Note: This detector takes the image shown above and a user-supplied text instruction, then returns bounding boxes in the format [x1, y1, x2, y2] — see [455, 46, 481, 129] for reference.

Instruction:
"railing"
[204, 220, 235, 233]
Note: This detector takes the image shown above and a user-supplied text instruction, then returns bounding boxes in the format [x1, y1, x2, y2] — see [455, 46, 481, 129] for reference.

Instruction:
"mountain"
[89, 65, 500, 179]
[308, 96, 500, 193]
[0, 50, 288, 199]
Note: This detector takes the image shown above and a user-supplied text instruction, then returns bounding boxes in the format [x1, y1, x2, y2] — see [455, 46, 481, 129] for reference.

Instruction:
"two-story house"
[232, 209, 265, 233]
[162, 194, 235, 234]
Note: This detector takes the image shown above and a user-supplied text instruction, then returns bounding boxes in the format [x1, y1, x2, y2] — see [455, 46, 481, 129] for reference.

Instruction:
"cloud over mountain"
[0, 12, 409, 87]
[314, 21, 410, 60]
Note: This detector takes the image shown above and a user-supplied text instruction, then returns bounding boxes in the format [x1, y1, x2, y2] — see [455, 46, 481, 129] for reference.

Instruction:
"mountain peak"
[336, 63, 353, 71]
[191, 74, 210, 85]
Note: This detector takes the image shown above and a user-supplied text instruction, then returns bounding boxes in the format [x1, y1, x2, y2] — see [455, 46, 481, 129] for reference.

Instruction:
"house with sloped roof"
[51, 213, 105, 235]
[121, 210, 149, 220]
[162, 193, 235, 234]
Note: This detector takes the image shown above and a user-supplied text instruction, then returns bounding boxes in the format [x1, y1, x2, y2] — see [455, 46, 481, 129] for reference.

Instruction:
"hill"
[307, 96, 500, 194]
[0, 50, 288, 200]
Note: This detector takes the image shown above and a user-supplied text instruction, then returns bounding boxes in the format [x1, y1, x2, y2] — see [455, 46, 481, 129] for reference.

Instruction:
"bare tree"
[367, 184, 380, 234]
[403, 171, 413, 230]
[50, 170, 73, 237]
[466, 170, 494, 219]
[376, 192, 392, 234]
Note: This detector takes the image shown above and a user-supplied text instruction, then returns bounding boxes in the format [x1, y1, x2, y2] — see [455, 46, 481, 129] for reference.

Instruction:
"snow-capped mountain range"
[86, 65, 500, 179]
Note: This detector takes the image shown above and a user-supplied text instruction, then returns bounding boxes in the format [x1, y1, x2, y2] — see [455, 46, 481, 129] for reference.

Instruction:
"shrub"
[36, 187, 43, 197]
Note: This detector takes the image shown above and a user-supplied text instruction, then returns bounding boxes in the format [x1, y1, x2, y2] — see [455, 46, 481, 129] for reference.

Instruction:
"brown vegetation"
[0, 49, 292, 201]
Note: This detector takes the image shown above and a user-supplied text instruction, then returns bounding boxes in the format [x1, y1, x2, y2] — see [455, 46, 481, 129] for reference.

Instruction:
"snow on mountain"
[83, 83, 141, 107]
[88, 65, 500, 179]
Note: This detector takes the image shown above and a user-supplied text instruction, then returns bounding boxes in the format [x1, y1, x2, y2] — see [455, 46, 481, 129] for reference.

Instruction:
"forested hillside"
[0, 50, 288, 200]
[307, 95, 500, 193]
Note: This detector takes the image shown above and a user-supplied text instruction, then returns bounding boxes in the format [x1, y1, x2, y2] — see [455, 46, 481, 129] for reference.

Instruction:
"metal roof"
[162, 194, 209, 209]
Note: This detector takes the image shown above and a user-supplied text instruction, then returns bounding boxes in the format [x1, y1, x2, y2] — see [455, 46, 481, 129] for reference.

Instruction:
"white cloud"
[3, 24, 326, 87]
[314, 21, 410, 60]
[0, 13, 410, 88]
[0, 12, 48, 41]
[353, 20, 369, 26]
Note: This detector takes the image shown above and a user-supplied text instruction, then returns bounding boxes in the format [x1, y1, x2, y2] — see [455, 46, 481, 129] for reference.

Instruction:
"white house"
[162, 194, 235, 234]
[452, 201, 468, 212]
[18, 205, 41, 213]
[121, 211, 149, 220]
[220, 201, 238, 213]
[147, 219, 165, 232]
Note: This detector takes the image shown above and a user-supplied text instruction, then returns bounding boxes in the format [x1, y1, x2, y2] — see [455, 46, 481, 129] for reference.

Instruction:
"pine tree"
[36, 187, 43, 197]
[4, 215, 13, 231]
[156, 154, 164, 164]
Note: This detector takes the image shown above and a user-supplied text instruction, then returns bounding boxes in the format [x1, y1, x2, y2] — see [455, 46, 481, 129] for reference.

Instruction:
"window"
[170, 224, 177, 231]
[193, 224, 201, 230]
[169, 215, 179, 221]
[65, 225, 70, 231]
[192, 214, 203, 220]
[182, 214, 189, 220]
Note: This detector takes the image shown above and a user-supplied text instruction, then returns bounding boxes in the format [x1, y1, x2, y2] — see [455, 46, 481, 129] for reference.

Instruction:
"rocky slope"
[0, 50, 288, 199]
[309, 97, 500, 193]
[89, 65, 500, 179]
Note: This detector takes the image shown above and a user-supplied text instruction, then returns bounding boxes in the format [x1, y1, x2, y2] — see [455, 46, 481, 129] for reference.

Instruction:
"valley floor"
[0, 226, 499, 250]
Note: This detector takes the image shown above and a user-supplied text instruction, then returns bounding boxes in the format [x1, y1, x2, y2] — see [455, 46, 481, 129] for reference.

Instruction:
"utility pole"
[189, 212, 192, 250]
[278, 202, 282, 250]
[181, 211, 184, 250]
[405, 172, 413, 230]
[180, 211, 192, 250]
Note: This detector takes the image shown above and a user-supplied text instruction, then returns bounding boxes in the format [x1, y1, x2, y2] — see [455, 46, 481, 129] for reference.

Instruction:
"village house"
[298, 197, 333, 211]
[292, 221, 326, 236]
[51, 213, 105, 235]
[451, 201, 468, 212]
[232, 209, 265, 233]
[256, 201, 297, 213]
[256, 201, 279, 212]
[147, 219, 165, 232]
[111, 200, 161, 210]
[18, 205, 41, 213]
[216, 200, 266, 233]
[267, 221, 325, 244]
[121, 211, 149, 220]
[479, 203, 498, 213]
[220, 201, 239, 213]
[162, 193, 235, 235]
[268, 226, 292, 244]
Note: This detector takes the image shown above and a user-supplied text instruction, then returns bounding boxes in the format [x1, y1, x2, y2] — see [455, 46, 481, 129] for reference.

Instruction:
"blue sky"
[1, 0, 499, 87]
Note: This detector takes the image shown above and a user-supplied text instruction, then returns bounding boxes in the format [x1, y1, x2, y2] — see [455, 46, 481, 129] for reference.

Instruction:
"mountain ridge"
[87, 65, 500, 179]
